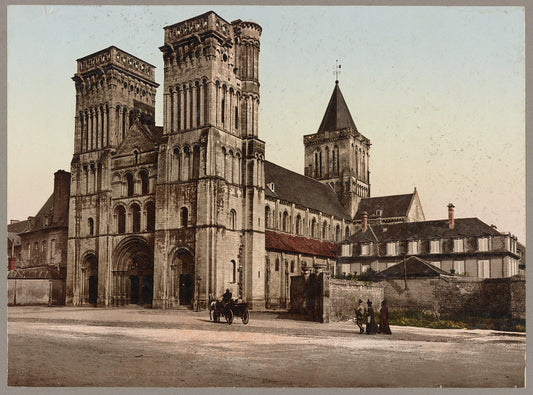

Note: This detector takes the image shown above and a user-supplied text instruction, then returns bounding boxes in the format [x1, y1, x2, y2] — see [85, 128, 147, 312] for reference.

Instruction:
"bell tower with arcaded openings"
[155, 12, 265, 309]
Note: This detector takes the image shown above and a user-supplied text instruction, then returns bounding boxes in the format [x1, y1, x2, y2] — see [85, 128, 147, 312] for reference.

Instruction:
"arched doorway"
[170, 249, 195, 307]
[82, 253, 98, 305]
[112, 237, 154, 307]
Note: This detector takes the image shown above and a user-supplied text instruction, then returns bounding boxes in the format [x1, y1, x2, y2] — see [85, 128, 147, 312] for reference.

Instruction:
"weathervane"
[334, 59, 341, 83]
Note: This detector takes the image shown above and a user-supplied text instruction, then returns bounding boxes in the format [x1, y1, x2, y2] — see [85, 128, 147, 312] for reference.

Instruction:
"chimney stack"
[52, 170, 71, 224]
[447, 203, 455, 229]
[361, 211, 368, 233]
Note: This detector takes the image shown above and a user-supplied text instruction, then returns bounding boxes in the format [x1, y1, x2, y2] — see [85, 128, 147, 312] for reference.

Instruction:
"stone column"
[172, 89, 178, 132]
[179, 87, 185, 131]
[199, 83, 205, 127]
[124, 108, 130, 135]
[192, 84, 198, 129]
[103, 105, 108, 147]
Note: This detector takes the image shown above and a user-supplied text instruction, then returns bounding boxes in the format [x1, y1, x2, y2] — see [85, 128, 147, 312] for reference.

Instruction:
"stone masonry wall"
[290, 274, 383, 323]
[380, 275, 525, 319]
[329, 279, 383, 322]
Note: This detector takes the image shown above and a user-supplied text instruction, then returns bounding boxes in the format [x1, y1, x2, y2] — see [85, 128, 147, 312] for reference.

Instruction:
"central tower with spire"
[303, 80, 371, 218]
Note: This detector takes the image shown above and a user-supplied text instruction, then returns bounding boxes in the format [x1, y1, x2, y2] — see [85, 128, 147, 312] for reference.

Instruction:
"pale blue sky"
[7, 5, 525, 242]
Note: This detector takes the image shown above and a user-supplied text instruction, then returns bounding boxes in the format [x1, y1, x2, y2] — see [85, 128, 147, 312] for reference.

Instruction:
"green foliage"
[335, 268, 376, 283]
[388, 310, 525, 332]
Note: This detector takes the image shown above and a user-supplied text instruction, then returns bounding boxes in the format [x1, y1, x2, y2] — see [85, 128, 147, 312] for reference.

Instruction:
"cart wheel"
[241, 308, 250, 325]
[225, 308, 234, 325]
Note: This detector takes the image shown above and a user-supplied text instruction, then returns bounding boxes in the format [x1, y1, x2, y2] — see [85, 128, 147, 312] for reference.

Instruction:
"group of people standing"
[354, 299, 391, 335]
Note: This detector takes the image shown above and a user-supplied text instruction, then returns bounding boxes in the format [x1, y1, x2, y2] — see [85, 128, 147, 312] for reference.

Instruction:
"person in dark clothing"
[378, 300, 392, 335]
[354, 299, 366, 334]
[222, 288, 232, 304]
[366, 299, 378, 335]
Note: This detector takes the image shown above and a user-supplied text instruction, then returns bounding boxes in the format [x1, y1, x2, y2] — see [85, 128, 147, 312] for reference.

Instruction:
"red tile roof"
[265, 230, 339, 258]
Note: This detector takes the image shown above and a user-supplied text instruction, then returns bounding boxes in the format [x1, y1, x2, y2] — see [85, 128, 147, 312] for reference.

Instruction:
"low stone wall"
[7, 279, 65, 306]
[329, 279, 383, 321]
[380, 275, 525, 319]
[290, 274, 383, 323]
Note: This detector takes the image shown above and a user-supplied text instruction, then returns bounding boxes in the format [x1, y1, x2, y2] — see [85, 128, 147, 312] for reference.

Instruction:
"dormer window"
[478, 237, 490, 251]
[376, 209, 383, 216]
[407, 240, 419, 255]
[267, 182, 275, 192]
[453, 238, 465, 253]
[341, 244, 351, 257]
[386, 241, 399, 256]
[360, 242, 370, 256]
[430, 239, 442, 254]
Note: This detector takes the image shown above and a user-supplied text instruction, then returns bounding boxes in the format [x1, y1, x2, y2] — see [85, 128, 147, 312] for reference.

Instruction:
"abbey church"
[9, 11, 522, 310]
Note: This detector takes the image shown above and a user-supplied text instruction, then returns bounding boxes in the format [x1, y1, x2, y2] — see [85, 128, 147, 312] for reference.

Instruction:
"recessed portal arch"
[81, 252, 98, 305]
[112, 236, 154, 307]
[170, 248, 195, 307]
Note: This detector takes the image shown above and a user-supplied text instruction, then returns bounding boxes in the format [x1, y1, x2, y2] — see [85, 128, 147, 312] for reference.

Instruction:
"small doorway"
[88, 276, 98, 304]
[142, 275, 153, 305]
[179, 274, 194, 306]
[130, 275, 140, 304]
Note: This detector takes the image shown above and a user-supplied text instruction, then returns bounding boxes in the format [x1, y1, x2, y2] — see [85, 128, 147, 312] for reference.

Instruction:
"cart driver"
[222, 288, 232, 304]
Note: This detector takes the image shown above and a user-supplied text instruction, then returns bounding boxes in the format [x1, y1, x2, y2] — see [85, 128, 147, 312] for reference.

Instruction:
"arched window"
[140, 170, 149, 195]
[345, 226, 350, 240]
[335, 224, 341, 242]
[322, 221, 328, 240]
[125, 173, 134, 196]
[290, 261, 295, 273]
[88, 218, 94, 236]
[311, 218, 317, 238]
[180, 207, 188, 227]
[115, 206, 126, 234]
[229, 209, 236, 230]
[265, 206, 271, 229]
[275, 259, 280, 271]
[295, 215, 302, 235]
[133, 150, 139, 164]
[282, 211, 289, 232]
[131, 204, 141, 233]
[145, 201, 155, 232]
[231, 260, 236, 283]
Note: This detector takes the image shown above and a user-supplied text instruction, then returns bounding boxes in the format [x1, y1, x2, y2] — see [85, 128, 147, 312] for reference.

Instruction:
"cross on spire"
[334, 60, 341, 84]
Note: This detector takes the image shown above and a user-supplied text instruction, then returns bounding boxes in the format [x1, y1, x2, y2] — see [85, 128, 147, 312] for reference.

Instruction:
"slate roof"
[374, 256, 449, 279]
[346, 218, 502, 243]
[264, 161, 350, 219]
[355, 193, 414, 220]
[317, 81, 359, 134]
[8, 266, 64, 280]
[7, 220, 29, 234]
[265, 230, 339, 258]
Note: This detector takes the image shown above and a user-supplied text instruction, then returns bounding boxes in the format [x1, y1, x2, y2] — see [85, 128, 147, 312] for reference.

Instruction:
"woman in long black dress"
[366, 300, 378, 335]
[378, 300, 392, 335]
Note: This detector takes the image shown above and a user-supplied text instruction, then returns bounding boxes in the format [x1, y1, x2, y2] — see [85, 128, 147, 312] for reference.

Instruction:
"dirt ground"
[7, 306, 525, 388]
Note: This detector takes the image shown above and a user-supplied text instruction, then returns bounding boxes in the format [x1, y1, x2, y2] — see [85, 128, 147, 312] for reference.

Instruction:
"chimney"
[447, 203, 455, 229]
[361, 211, 368, 233]
[52, 170, 71, 224]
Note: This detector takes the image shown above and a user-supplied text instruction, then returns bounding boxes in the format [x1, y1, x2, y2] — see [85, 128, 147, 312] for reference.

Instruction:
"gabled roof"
[355, 193, 414, 220]
[264, 161, 350, 219]
[7, 220, 29, 234]
[115, 119, 159, 157]
[374, 256, 449, 279]
[317, 81, 358, 134]
[8, 266, 64, 280]
[22, 194, 69, 234]
[347, 218, 502, 243]
[265, 230, 339, 258]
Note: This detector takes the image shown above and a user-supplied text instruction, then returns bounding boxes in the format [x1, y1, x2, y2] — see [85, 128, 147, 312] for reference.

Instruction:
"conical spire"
[317, 81, 358, 134]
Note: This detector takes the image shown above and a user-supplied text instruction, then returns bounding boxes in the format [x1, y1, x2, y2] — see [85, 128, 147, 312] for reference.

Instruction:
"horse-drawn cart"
[209, 299, 250, 325]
